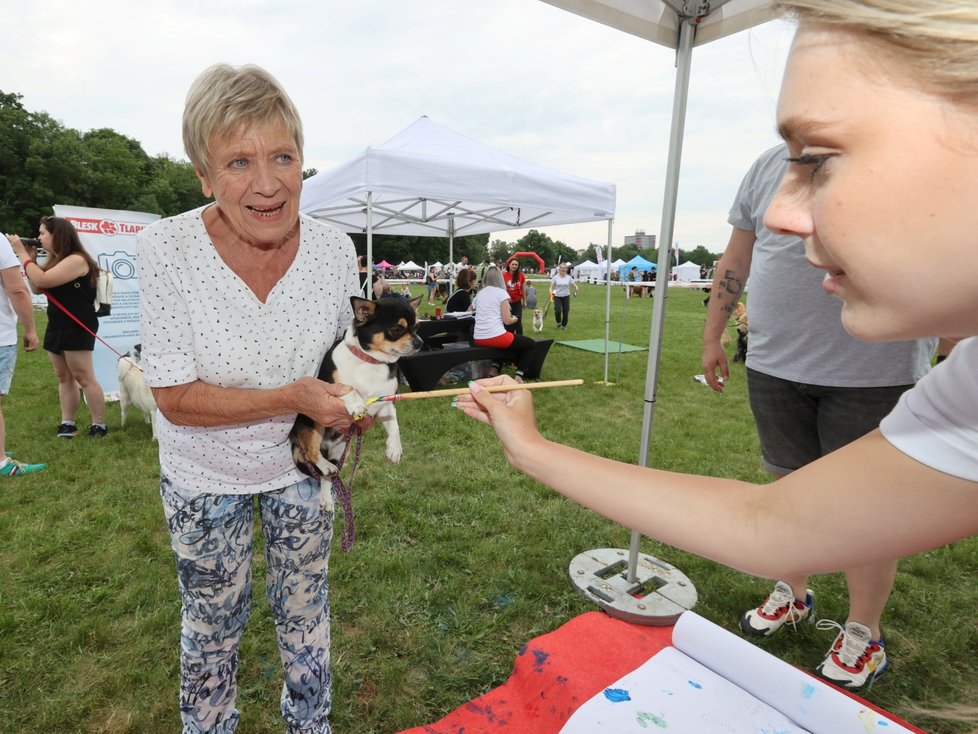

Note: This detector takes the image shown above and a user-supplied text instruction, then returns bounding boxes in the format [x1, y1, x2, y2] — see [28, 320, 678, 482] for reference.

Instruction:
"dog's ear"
[407, 295, 423, 313]
[350, 296, 377, 324]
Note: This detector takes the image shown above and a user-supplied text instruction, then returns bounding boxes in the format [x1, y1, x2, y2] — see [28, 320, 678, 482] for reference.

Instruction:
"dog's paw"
[341, 390, 367, 421]
[385, 439, 403, 464]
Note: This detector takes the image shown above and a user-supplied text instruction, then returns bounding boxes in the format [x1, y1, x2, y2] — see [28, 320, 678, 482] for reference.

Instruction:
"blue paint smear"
[688, 679, 702, 689]
[531, 649, 550, 672]
[801, 682, 816, 700]
[603, 688, 632, 703]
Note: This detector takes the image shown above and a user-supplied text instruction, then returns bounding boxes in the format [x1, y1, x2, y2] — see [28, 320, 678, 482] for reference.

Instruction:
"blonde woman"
[457, 0, 978, 680]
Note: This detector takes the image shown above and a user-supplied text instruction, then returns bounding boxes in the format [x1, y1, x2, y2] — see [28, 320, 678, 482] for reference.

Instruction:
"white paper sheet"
[559, 612, 913, 734]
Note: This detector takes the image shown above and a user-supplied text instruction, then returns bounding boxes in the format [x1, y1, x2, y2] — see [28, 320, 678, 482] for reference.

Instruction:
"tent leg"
[569, 17, 698, 620]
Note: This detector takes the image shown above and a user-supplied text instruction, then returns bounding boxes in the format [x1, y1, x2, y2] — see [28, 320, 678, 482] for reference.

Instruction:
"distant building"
[625, 229, 656, 250]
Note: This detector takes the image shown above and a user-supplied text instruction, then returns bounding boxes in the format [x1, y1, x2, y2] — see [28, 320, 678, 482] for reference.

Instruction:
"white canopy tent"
[396, 260, 423, 272]
[542, 0, 777, 621]
[300, 115, 621, 380]
[673, 261, 703, 282]
[300, 115, 615, 273]
[572, 259, 603, 280]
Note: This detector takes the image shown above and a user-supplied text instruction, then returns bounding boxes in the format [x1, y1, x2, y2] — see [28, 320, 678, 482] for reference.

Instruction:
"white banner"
[53, 205, 160, 399]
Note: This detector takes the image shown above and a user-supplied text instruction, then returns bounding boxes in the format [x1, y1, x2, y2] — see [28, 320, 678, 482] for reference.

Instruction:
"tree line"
[1, 90, 720, 271]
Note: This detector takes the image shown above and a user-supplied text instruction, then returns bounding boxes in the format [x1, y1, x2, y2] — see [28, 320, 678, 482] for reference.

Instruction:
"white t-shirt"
[729, 144, 934, 387]
[473, 286, 510, 340]
[0, 241, 22, 346]
[551, 274, 575, 298]
[137, 208, 359, 494]
[880, 336, 978, 481]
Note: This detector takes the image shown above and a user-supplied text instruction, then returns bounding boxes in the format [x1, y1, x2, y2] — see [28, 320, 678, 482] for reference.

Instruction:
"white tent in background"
[573, 260, 602, 280]
[673, 261, 703, 282]
[397, 260, 422, 272]
[299, 116, 615, 275]
[541, 0, 776, 623]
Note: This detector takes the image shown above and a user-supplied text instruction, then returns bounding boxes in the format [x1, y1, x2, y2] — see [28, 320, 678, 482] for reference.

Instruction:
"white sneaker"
[739, 580, 814, 638]
[815, 620, 888, 690]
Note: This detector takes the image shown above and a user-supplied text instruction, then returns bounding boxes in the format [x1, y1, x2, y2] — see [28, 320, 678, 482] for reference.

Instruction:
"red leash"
[38, 286, 134, 365]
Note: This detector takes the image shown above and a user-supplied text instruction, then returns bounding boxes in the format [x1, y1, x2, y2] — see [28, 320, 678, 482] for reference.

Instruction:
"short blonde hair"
[776, 0, 978, 103]
[182, 63, 304, 174]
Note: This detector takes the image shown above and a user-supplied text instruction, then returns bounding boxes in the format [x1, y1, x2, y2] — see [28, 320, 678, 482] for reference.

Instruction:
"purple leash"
[330, 424, 364, 552]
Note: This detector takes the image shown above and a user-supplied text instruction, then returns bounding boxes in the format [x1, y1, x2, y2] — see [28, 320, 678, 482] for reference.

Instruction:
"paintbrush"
[364, 378, 584, 405]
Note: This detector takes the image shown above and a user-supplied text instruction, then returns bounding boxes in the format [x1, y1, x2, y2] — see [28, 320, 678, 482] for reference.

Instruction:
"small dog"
[290, 295, 423, 507]
[532, 308, 545, 333]
[118, 344, 158, 439]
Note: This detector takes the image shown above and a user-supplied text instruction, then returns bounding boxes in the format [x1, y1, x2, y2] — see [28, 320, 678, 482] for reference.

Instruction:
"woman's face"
[508, 260, 519, 273]
[196, 120, 303, 247]
[765, 27, 978, 340]
[38, 223, 54, 252]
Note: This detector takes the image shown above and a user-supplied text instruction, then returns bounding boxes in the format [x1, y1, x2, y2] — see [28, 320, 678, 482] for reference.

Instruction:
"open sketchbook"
[559, 611, 911, 734]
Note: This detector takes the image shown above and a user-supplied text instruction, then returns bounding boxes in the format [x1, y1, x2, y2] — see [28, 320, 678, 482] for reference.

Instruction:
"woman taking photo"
[9, 217, 107, 438]
[472, 266, 536, 382]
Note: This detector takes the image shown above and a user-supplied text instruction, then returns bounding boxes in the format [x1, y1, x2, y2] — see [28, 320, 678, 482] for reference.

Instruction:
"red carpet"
[396, 611, 926, 734]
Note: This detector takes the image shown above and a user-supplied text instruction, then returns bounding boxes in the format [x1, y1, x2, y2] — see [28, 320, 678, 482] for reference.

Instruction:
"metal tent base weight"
[568, 548, 697, 626]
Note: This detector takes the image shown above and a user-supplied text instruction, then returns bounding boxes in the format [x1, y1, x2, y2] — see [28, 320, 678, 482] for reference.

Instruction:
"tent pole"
[628, 15, 697, 583]
[448, 214, 455, 283]
[366, 191, 374, 300]
[568, 19, 700, 625]
[602, 219, 614, 384]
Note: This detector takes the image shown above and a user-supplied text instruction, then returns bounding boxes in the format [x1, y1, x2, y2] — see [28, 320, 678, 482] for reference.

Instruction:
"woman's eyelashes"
[786, 153, 833, 182]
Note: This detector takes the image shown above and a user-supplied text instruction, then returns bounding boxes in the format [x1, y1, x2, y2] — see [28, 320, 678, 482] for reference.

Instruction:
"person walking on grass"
[0, 231, 44, 475]
[549, 262, 578, 329]
[9, 217, 107, 439]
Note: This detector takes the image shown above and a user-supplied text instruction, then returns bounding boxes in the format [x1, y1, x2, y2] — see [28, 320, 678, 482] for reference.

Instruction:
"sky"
[4, 0, 795, 256]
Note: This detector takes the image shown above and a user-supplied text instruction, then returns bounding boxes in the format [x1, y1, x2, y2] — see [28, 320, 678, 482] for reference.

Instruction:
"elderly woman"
[457, 0, 978, 694]
[137, 64, 363, 733]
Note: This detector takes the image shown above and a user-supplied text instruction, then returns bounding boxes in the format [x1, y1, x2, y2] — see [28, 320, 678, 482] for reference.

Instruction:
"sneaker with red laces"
[815, 620, 888, 691]
[739, 580, 814, 638]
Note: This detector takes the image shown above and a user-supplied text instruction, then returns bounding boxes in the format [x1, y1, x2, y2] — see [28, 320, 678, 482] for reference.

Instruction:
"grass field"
[0, 284, 975, 733]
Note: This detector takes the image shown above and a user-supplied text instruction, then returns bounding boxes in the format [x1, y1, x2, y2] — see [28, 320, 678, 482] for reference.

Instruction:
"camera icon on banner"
[98, 251, 137, 280]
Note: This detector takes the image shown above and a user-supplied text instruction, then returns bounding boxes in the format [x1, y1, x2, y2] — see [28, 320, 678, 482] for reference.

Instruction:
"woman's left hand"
[6, 234, 28, 261]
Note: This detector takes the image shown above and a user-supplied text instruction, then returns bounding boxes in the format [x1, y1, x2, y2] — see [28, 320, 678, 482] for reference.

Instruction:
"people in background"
[446, 268, 477, 313]
[472, 266, 536, 382]
[503, 259, 527, 335]
[549, 263, 578, 329]
[0, 230, 44, 474]
[9, 216, 106, 438]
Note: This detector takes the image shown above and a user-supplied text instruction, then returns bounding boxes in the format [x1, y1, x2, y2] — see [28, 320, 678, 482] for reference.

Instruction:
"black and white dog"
[290, 295, 423, 505]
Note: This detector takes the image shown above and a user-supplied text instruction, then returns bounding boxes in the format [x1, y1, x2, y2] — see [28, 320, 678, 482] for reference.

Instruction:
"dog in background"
[118, 344, 158, 439]
[703, 291, 749, 363]
[729, 302, 749, 363]
[532, 308, 545, 333]
[290, 295, 423, 507]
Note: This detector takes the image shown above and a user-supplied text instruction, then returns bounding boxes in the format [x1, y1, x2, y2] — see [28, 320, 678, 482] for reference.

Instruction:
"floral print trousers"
[160, 474, 334, 734]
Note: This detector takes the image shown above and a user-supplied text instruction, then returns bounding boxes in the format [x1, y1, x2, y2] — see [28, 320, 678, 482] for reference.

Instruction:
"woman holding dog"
[137, 64, 364, 733]
[8, 216, 107, 438]
[472, 266, 537, 382]
[458, 0, 978, 660]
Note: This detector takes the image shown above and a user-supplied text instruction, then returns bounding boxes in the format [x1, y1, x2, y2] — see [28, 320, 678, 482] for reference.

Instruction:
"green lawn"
[0, 285, 973, 733]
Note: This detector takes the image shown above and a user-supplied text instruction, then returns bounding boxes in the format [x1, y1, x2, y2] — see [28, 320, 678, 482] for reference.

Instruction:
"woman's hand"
[7, 235, 30, 261]
[295, 376, 373, 431]
[454, 376, 544, 466]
